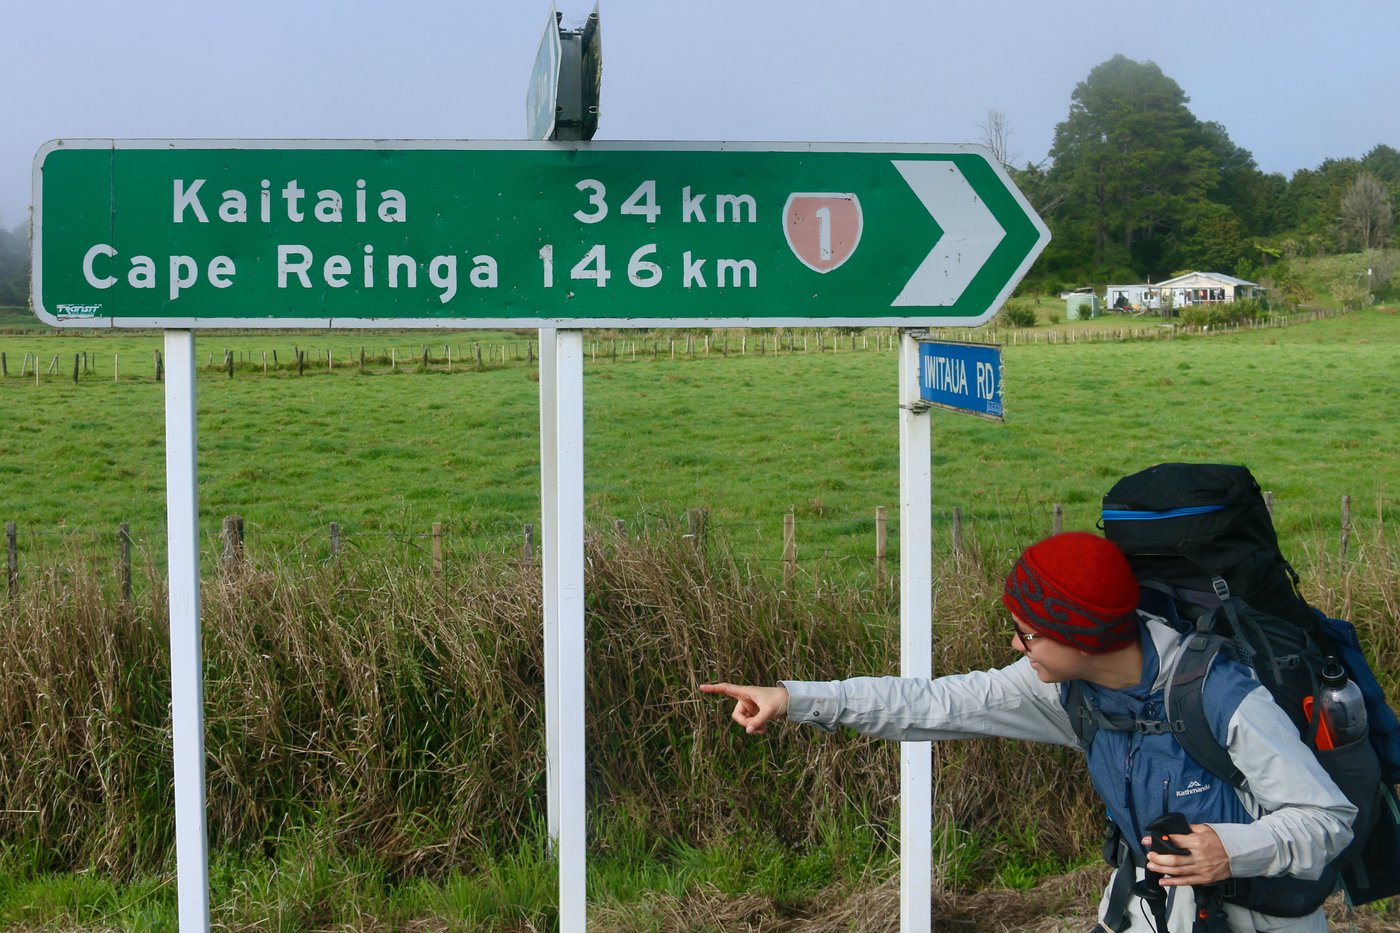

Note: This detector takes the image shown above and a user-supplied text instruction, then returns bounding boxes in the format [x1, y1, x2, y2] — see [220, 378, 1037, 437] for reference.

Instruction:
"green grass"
[0, 812, 903, 931]
[2, 308, 1397, 580]
[0, 811, 1090, 931]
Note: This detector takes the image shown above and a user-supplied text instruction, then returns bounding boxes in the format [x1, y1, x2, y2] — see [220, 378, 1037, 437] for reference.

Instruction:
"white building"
[1105, 283, 1165, 312]
[1154, 272, 1265, 311]
[1104, 272, 1265, 315]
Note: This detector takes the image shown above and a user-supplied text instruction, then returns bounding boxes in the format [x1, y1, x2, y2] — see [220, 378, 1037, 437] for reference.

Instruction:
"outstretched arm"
[700, 682, 790, 734]
[703, 663, 1078, 747]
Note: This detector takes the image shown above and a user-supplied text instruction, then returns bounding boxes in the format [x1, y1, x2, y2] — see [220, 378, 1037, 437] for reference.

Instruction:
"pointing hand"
[700, 682, 790, 734]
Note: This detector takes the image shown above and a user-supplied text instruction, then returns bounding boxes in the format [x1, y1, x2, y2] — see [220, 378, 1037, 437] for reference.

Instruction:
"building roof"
[1155, 271, 1261, 288]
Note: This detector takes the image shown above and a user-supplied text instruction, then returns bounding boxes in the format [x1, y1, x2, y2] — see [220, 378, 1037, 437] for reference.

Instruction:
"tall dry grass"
[0, 520, 1394, 892]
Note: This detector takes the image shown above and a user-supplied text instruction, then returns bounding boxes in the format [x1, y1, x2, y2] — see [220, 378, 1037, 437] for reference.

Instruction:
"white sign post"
[163, 329, 211, 932]
[898, 331, 934, 932]
[539, 329, 588, 931]
[528, 10, 592, 920]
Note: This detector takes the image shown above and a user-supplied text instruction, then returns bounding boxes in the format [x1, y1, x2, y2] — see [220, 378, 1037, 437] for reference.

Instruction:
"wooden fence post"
[73, 354, 80, 384]
[687, 508, 709, 553]
[1052, 503, 1063, 535]
[432, 523, 444, 575]
[329, 522, 341, 558]
[1264, 491, 1273, 516]
[951, 507, 963, 557]
[1340, 495, 1351, 561]
[221, 516, 244, 566]
[6, 522, 16, 599]
[522, 523, 535, 565]
[783, 511, 796, 588]
[875, 506, 888, 587]
[118, 522, 132, 603]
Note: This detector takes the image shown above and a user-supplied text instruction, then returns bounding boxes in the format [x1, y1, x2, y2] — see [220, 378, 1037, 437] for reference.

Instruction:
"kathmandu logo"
[1176, 780, 1212, 798]
[56, 303, 101, 318]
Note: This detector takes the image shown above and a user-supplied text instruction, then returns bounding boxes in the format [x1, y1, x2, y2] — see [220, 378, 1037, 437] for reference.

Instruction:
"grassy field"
[2, 295, 1399, 929]
[1, 305, 1397, 584]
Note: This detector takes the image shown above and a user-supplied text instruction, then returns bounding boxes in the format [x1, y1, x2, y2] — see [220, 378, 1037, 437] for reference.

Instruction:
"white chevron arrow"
[891, 160, 1006, 307]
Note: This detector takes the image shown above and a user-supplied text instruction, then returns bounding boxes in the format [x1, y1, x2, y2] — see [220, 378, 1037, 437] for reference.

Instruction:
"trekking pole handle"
[1147, 811, 1193, 863]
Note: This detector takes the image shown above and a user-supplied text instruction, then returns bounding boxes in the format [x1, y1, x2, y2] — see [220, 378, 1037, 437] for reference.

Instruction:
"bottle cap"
[1321, 655, 1347, 685]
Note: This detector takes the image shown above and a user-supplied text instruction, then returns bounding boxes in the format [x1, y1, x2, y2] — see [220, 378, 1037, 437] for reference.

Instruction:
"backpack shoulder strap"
[1063, 680, 1097, 751]
[1063, 679, 1184, 753]
[1164, 629, 1247, 788]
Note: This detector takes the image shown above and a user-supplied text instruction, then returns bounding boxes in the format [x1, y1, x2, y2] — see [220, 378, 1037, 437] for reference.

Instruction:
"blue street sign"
[917, 340, 1003, 420]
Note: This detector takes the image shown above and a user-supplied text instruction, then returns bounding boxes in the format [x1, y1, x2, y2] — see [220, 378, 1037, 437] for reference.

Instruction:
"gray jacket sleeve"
[1212, 687, 1357, 880]
[781, 656, 1080, 747]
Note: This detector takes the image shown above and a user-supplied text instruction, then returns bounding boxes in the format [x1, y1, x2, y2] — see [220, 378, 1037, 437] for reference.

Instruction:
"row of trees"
[1004, 55, 1395, 291]
[0, 58, 1393, 311]
[0, 222, 26, 309]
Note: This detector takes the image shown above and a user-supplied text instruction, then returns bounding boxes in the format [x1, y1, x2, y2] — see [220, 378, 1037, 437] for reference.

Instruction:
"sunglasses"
[1013, 624, 1042, 645]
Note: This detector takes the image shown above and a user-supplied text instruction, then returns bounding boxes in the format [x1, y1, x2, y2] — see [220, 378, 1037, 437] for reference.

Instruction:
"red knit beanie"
[1002, 532, 1140, 653]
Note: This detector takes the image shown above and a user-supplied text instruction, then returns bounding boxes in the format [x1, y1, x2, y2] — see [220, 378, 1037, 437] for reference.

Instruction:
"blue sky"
[5, 0, 1397, 228]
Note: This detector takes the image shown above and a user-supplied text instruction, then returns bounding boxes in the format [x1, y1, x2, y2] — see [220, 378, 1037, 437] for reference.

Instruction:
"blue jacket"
[1068, 622, 1258, 861]
[782, 615, 1356, 932]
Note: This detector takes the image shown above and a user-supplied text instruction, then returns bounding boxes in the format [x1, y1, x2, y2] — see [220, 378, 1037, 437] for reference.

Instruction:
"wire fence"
[0, 307, 1348, 386]
[4, 489, 1382, 604]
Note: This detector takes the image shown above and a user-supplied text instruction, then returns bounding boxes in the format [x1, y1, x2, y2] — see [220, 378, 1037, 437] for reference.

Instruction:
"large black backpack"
[1094, 462, 1400, 908]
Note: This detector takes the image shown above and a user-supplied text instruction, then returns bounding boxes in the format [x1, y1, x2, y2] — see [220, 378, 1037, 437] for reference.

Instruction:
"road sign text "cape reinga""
[32, 140, 1049, 330]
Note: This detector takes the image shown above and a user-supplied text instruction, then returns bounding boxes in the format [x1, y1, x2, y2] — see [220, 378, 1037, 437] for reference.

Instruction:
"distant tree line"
[1, 57, 1395, 310]
[0, 221, 25, 308]
[1005, 54, 1396, 294]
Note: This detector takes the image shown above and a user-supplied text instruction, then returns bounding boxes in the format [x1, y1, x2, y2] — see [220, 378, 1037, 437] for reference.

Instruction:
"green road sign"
[32, 139, 1049, 329]
[526, 5, 562, 141]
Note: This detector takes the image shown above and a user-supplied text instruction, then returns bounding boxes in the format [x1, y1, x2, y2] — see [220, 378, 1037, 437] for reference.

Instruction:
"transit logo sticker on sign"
[32, 140, 1048, 330]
